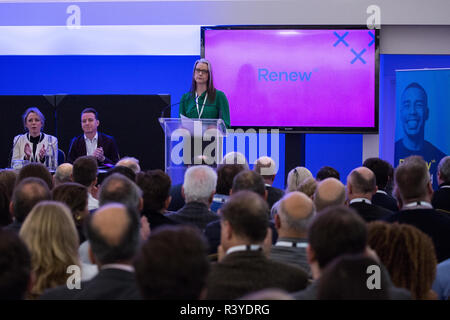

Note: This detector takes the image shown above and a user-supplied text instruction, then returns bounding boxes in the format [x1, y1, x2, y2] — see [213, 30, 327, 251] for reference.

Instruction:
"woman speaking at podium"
[11, 107, 58, 168]
[179, 58, 231, 129]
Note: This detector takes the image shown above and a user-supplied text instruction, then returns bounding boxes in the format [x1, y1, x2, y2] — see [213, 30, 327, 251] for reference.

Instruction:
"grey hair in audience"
[99, 173, 142, 212]
[183, 165, 217, 204]
[437, 156, 450, 183]
[116, 157, 141, 174]
[286, 167, 313, 193]
[277, 193, 315, 234]
[53, 163, 73, 186]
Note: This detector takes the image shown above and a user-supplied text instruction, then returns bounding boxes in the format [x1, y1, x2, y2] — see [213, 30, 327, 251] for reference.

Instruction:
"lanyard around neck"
[195, 92, 208, 118]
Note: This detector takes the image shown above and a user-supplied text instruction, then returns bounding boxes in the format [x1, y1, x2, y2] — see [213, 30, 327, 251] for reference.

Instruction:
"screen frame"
[201, 25, 380, 134]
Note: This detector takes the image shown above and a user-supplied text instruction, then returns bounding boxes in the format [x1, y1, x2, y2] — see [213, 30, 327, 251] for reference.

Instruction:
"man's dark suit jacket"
[167, 184, 185, 212]
[432, 184, 450, 213]
[39, 268, 141, 300]
[372, 191, 399, 212]
[142, 208, 179, 231]
[204, 220, 278, 254]
[266, 185, 284, 210]
[206, 250, 308, 300]
[384, 208, 450, 262]
[67, 132, 120, 165]
[349, 201, 392, 223]
[166, 201, 219, 232]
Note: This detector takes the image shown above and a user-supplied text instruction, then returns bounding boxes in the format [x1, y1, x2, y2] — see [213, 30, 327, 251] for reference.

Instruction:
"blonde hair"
[19, 201, 80, 298]
[286, 167, 313, 193]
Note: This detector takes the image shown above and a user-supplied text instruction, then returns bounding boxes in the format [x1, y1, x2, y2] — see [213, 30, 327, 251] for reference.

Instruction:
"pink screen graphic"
[204, 29, 376, 128]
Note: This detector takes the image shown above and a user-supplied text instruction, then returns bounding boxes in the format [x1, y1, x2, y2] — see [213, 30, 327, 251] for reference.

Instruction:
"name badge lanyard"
[196, 93, 208, 118]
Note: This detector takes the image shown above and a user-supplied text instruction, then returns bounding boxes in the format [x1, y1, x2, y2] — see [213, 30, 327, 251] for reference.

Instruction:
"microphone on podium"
[160, 100, 183, 119]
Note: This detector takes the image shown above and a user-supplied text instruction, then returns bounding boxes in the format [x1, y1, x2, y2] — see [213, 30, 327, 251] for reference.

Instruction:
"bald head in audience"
[275, 192, 315, 238]
[346, 167, 377, 201]
[313, 178, 346, 212]
[53, 163, 73, 187]
[87, 203, 140, 266]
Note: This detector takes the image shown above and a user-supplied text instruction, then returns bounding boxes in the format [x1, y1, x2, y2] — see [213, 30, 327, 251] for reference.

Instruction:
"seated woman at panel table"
[11, 107, 58, 168]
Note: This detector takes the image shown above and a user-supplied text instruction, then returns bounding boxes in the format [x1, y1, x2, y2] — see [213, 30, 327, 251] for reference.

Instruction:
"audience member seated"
[385, 155, 450, 262]
[432, 156, 450, 213]
[40, 203, 141, 300]
[205, 170, 277, 255]
[99, 165, 136, 185]
[363, 157, 399, 211]
[167, 166, 219, 232]
[134, 225, 210, 299]
[53, 163, 73, 187]
[313, 178, 346, 212]
[270, 192, 315, 276]
[73, 156, 99, 211]
[0, 169, 17, 200]
[285, 166, 313, 193]
[292, 205, 410, 300]
[4, 177, 51, 234]
[315, 165, 340, 181]
[52, 182, 90, 244]
[116, 156, 141, 174]
[347, 167, 392, 222]
[211, 163, 246, 213]
[0, 229, 31, 300]
[0, 185, 12, 227]
[19, 201, 81, 299]
[432, 258, 450, 300]
[206, 191, 308, 299]
[254, 156, 284, 209]
[136, 170, 179, 230]
[221, 151, 249, 169]
[16, 163, 53, 190]
[317, 254, 390, 300]
[296, 177, 317, 199]
[240, 288, 294, 300]
[368, 221, 438, 300]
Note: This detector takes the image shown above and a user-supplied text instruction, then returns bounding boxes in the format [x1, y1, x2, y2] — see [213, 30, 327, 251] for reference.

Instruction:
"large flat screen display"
[202, 26, 379, 133]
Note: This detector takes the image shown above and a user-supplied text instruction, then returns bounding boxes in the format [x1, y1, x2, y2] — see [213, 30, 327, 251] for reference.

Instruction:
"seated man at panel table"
[67, 107, 120, 166]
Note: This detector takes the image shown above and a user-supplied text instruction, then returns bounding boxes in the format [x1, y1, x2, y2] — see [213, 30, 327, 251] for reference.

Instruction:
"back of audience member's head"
[231, 170, 266, 198]
[363, 158, 393, 191]
[99, 173, 142, 213]
[221, 152, 249, 170]
[87, 203, 140, 265]
[136, 170, 171, 212]
[134, 225, 210, 299]
[276, 191, 315, 237]
[182, 165, 217, 204]
[104, 165, 136, 183]
[308, 205, 367, 269]
[220, 191, 269, 245]
[216, 164, 247, 195]
[313, 178, 346, 212]
[0, 169, 17, 200]
[296, 177, 317, 199]
[253, 156, 277, 181]
[72, 156, 98, 187]
[346, 167, 377, 197]
[240, 289, 294, 300]
[17, 163, 53, 190]
[394, 156, 431, 203]
[52, 182, 88, 228]
[286, 166, 313, 193]
[317, 254, 389, 300]
[0, 230, 31, 300]
[367, 221, 437, 300]
[437, 155, 450, 184]
[53, 163, 73, 186]
[316, 166, 340, 181]
[0, 185, 12, 226]
[116, 157, 141, 174]
[19, 201, 79, 298]
[12, 177, 51, 223]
